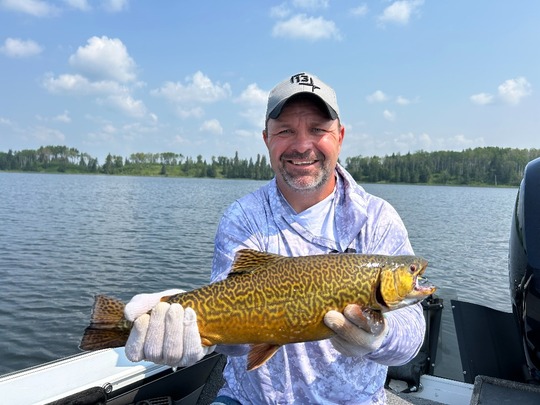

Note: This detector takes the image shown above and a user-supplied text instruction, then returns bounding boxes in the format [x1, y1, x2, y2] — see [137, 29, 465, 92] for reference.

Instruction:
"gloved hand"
[124, 289, 215, 367]
[324, 304, 388, 357]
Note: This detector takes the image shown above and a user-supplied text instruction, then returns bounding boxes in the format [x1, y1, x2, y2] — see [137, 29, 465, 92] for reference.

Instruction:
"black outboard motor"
[509, 157, 540, 382]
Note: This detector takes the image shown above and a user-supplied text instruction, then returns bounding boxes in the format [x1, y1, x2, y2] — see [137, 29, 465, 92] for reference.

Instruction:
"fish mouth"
[411, 275, 437, 297]
[410, 261, 436, 296]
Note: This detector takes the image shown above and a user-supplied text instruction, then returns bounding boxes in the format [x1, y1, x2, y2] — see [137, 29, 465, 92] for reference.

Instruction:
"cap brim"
[267, 94, 338, 120]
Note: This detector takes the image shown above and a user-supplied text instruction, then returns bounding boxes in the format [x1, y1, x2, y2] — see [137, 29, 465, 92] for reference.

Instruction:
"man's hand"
[324, 304, 388, 357]
[124, 289, 215, 367]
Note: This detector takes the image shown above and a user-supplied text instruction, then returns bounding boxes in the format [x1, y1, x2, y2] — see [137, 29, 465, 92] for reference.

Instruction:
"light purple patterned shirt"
[211, 164, 425, 404]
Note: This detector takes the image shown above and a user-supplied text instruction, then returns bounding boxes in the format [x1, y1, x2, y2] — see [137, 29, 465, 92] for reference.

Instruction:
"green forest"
[1, 145, 539, 187]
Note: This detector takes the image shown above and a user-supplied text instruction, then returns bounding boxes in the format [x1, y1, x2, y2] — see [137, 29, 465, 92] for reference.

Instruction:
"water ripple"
[0, 174, 518, 376]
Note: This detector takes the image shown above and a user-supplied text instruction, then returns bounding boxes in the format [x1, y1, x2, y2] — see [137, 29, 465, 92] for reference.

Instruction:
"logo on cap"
[290, 73, 321, 92]
[266, 71, 339, 121]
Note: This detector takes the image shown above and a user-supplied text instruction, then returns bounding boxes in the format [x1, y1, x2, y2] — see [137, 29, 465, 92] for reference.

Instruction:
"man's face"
[264, 98, 344, 194]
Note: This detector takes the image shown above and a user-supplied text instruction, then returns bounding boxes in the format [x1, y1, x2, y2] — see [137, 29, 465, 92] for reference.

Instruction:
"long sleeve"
[367, 303, 425, 366]
[210, 170, 428, 404]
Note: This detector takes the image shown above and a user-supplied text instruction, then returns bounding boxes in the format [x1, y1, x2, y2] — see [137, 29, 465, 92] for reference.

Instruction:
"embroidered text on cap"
[290, 73, 321, 92]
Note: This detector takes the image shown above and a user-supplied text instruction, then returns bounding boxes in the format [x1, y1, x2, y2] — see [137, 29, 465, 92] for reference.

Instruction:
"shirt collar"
[268, 164, 368, 252]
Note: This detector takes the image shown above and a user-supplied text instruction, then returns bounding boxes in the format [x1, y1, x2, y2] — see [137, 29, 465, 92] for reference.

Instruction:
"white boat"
[2, 157, 540, 405]
[0, 345, 475, 405]
[0, 348, 226, 405]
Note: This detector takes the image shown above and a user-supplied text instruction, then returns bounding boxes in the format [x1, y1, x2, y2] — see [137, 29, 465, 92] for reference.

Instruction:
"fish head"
[376, 256, 436, 311]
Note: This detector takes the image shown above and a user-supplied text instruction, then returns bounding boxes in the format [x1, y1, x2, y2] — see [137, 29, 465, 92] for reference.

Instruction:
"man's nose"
[292, 129, 313, 152]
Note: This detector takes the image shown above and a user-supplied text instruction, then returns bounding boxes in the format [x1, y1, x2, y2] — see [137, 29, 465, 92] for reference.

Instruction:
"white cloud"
[389, 132, 484, 154]
[36, 110, 72, 123]
[200, 119, 223, 135]
[351, 4, 368, 17]
[395, 96, 412, 105]
[497, 77, 532, 105]
[383, 109, 396, 121]
[470, 92, 494, 105]
[53, 111, 71, 123]
[332, 122, 452, 159]
[378, 0, 424, 26]
[171, 134, 189, 146]
[394, 132, 416, 150]
[0, 0, 59, 17]
[63, 0, 90, 11]
[270, 4, 290, 19]
[235, 83, 268, 127]
[101, 0, 129, 13]
[42, 73, 87, 93]
[417, 132, 431, 147]
[451, 134, 479, 148]
[471, 77, 532, 106]
[0, 0, 130, 14]
[0, 116, 13, 126]
[235, 83, 267, 106]
[178, 107, 204, 119]
[33, 126, 66, 143]
[292, 0, 329, 9]
[43, 73, 148, 118]
[0, 38, 43, 58]
[100, 93, 147, 118]
[87, 124, 117, 143]
[366, 90, 388, 103]
[151, 71, 231, 104]
[121, 122, 159, 141]
[234, 129, 260, 139]
[43, 73, 121, 95]
[272, 14, 341, 41]
[69, 36, 137, 83]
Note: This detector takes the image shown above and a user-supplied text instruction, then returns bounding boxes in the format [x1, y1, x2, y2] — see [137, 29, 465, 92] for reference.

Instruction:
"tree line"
[1, 145, 539, 186]
[345, 147, 540, 186]
[0, 146, 273, 180]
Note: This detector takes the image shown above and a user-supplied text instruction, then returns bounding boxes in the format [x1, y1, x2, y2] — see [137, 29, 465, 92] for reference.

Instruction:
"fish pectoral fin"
[201, 337, 214, 346]
[246, 343, 281, 371]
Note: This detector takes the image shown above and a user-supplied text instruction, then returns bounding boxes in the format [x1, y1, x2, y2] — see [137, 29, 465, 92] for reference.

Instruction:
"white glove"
[124, 289, 215, 367]
[324, 304, 388, 357]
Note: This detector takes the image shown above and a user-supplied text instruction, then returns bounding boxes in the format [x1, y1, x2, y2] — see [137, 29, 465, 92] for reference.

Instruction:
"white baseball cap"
[265, 72, 340, 121]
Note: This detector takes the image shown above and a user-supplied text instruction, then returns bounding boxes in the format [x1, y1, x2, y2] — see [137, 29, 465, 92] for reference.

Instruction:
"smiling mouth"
[288, 159, 317, 166]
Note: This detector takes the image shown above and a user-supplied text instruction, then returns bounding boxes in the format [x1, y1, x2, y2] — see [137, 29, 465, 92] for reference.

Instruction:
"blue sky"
[1, 1, 538, 163]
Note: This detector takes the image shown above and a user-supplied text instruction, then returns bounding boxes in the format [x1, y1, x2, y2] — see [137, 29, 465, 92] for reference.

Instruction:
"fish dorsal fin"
[229, 249, 282, 276]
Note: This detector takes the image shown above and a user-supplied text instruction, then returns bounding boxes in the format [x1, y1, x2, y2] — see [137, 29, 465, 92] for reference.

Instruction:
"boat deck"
[388, 390, 445, 405]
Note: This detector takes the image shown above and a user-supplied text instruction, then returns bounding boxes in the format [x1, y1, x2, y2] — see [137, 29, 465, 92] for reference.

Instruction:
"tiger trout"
[80, 249, 435, 370]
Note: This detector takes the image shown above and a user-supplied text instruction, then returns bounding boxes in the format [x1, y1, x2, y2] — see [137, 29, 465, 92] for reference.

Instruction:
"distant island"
[1, 145, 539, 187]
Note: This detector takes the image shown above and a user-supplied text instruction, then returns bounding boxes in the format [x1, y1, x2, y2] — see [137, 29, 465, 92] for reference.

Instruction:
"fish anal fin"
[247, 343, 281, 371]
[229, 249, 282, 276]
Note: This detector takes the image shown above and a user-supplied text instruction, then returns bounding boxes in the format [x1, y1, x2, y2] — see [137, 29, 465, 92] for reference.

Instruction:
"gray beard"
[278, 162, 331, 193]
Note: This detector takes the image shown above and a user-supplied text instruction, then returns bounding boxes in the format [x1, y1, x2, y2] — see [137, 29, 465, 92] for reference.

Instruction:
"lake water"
[0, 172, 518, 379]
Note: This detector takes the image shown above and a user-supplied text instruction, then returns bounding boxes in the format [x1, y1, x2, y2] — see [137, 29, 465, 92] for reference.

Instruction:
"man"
[124, 72, 426, 404]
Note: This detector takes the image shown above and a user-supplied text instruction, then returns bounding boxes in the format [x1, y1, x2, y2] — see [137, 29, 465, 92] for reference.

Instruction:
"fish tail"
[79, 295, 132, 351]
